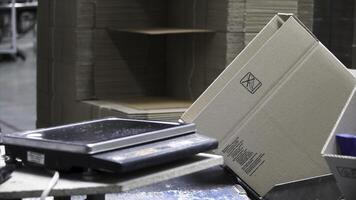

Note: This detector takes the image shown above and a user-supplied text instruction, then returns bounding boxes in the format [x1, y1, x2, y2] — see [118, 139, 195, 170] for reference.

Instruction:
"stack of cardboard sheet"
[37, 0, 95, 127]
[84, 97, 192, 122]
[328, 0, 355, 68]
[297, 0, 314, 30]
[36, 0, 188, 125]
[93, 31, 167, 99]
[36, 0, 54, 127]
[245, 0, 298, 32]
[91, 1, 211, 121]
[37, 0, 315, 127]
[92, 0, 168, 99]
[205, 0, 246, 86]
[205, 0, 314, 86]
[311, 0, 356, 68]
[243, 0, 313, 45]
[313, 0, 331, 48]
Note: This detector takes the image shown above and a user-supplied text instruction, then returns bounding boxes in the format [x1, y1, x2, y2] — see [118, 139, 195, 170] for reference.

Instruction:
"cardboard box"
[182, 14, 356, 197]
[322, 70, 356, 200]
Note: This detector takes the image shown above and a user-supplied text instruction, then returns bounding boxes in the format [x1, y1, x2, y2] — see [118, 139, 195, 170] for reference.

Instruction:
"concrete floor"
[0, 35, 36, 134]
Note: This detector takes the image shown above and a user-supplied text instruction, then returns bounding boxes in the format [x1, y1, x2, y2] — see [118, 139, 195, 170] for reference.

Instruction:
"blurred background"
[0, 0, 36, 133]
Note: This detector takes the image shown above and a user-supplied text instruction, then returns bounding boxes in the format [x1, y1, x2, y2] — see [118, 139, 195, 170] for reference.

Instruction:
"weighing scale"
[2, 118, 218, 173]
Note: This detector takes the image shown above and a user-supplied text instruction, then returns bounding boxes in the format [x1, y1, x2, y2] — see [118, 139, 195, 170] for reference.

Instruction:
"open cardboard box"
[322, 75, 356, 200]
[182, 14, 356, 199]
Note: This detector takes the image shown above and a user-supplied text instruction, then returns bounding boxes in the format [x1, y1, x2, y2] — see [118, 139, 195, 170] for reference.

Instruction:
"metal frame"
[3, 118, 197, 154]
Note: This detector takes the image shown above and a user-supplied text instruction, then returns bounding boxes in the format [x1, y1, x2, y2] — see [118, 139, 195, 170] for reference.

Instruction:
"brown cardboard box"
[182, 14, 356, 197]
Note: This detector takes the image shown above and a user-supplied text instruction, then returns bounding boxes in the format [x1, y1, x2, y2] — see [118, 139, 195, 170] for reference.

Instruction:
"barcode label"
[222, 137, 265, 176]
[27, 151, 45, 165]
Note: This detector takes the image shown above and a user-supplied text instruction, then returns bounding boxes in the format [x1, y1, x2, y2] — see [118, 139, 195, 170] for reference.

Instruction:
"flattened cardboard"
[183, 14, 356, 197]
[37, 0, 315, 126]
[83, 97, 190, 122]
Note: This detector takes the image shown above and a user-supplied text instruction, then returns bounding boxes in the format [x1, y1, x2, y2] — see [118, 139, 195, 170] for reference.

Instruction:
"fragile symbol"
[240, 72, 262, 94]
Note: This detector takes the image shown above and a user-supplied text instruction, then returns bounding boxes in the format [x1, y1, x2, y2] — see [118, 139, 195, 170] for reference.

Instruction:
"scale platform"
[2, 118, 218, 173]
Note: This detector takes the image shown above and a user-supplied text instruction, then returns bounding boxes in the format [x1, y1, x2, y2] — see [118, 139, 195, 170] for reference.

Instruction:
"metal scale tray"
[2, 118, 218, 173]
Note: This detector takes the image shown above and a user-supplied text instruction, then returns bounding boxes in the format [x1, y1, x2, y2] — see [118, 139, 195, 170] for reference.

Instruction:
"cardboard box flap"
[181, 15, 285, 124]
[221, 43, 355, 195]
[183, 15, 317, 141]
[278, 13, 318, 41]
[182, 14, 356, 197]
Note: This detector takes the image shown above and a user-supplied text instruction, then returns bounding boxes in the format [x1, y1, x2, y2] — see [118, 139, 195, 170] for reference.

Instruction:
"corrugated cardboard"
[37, 0, 315, 127]
[182, 14, 356, 197]
[322, 70, 356, 200]
[83, 97, 192, 122]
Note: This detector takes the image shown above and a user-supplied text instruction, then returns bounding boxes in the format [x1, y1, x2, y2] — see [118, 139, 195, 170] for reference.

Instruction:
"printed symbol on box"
[337, 166, 356, 179]
[240, 72, 262, 94]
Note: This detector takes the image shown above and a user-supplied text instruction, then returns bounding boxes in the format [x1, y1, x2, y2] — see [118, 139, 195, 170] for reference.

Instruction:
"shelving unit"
[37, 0, 246, 125]
[87, 0, 217, 121]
